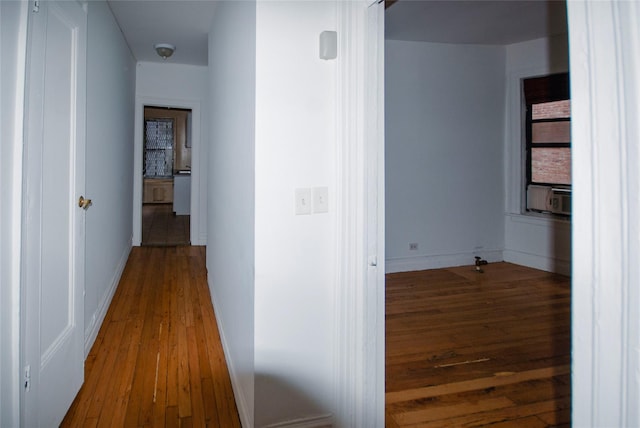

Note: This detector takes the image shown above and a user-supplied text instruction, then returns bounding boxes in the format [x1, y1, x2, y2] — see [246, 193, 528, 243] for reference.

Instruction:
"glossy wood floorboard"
[386, 262, 571, 427]
[62, 246, 240, 428]
[142, 203, 190, 246]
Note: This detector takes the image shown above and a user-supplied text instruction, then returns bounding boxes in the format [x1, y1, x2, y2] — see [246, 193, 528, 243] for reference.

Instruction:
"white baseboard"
[386, 249, 503, 274]
[84, 241, 132, 357]
[262, 413, 334, 428]
[196, 232, 207, 246]
[208, 280, 253, 428]
[503, 249, 571, 276]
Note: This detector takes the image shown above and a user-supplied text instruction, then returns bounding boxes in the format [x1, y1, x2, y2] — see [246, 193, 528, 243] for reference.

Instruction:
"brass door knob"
[78, 196, 92, 210]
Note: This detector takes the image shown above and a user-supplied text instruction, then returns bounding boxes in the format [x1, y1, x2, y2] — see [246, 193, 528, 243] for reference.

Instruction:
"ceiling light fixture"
[154, 43, 175, 59]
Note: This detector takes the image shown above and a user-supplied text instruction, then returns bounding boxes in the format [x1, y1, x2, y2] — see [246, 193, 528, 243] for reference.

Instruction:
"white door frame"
[133, 96, 202, 246]
[333, 0, 385, 426]
[0, 1, 29, 426]
[568, 1, 640, 426]
[335, 0, 640, 426]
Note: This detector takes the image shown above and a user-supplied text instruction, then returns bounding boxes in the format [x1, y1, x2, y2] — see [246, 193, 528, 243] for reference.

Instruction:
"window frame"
[523, 72, 571, 188]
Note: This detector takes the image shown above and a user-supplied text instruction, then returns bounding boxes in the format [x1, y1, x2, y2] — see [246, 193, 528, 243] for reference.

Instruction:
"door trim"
[568, 1, 640, 426]
[333, 0, 385, 426]
[1, 1, 29, 426]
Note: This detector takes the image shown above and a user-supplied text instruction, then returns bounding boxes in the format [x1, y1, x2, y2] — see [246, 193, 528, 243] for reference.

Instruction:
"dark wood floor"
[142, 203, 190, 246]
[386, 262, 571, 427]
[62, 246, 240, 428]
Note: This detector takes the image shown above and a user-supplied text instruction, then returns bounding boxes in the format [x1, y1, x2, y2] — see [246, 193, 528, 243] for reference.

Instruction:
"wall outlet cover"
[313, 187, 329, 213]
[295, 188, 312, 215]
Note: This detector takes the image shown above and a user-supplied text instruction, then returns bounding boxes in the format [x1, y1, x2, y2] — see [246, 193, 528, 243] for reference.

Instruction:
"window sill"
[506, 211, 571, 229]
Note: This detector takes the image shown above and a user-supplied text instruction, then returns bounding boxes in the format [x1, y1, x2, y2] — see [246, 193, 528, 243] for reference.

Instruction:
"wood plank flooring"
[62, 246, 240, 428]
[386, 262, 571, 427]
[142, 203, 190, 246]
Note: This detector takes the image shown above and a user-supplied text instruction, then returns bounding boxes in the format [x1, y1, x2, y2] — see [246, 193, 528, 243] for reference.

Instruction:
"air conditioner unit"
[526, 185, 571, 216]
[527, 185, 552, 212]
[550, 188, 571, 215]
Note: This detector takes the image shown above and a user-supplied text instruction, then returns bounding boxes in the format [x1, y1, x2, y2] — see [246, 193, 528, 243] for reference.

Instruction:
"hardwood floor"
[62, 252, 567, 427]
[142, 203, 190, 246]
[62, 246, 240, 428]
[386, 262, 571, 427]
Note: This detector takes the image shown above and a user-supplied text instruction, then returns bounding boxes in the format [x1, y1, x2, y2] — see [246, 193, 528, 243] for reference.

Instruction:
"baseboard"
[386, 249, 503, 274]
[196, 232, 207, 246]
[503, 249, 571, 276]
[208, 281, 331, 428]
[208, 280, 253, 428]
[84, 241, 132, 357]
[262, 413, 334, 428]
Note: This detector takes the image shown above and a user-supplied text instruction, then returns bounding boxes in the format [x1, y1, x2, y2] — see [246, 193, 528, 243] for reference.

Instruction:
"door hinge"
[32, 1, 40, 13]
[24, 365, 31, 391]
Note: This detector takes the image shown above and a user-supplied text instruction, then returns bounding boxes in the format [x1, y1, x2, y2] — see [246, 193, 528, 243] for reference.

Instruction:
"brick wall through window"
[532, 147, 571, 185]
[525, 75, 571, 187]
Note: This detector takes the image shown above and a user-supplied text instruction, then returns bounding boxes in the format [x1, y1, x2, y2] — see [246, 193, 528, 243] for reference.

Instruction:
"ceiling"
[107, 0, 217, 66]
[386, 0, 568, 45]
[106, 0, 568, 67]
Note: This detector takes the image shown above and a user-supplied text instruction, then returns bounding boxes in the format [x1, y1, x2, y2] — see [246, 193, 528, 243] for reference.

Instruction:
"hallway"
[62, 246, 240, 427]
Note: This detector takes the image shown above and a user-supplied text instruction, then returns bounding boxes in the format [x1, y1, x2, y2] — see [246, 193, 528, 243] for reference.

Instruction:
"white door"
[22, 0, 87, 426]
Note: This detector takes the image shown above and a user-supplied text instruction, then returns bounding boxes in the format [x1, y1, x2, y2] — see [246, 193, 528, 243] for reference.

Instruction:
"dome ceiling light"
[154, 43, 175, 60]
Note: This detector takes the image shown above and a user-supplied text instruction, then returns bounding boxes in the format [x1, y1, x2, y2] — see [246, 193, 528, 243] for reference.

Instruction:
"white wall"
[385, 40, 506, 272]
[207, 1, 256, 426]
[0, 2, 28, 425]
[254, 2, 336, 426]
[503, 35, 571, 275]
[83, 0, 137, 354]
[134, 61, 209, 245]
[207, 3, 338, 425]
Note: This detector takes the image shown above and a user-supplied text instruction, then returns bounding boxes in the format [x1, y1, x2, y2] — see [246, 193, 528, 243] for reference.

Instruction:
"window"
[144, 118, 174, 178]
[523, 73, 571, 214]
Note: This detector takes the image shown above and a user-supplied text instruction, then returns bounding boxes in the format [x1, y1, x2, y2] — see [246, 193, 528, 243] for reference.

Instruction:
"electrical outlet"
[409, 243, 418, 251]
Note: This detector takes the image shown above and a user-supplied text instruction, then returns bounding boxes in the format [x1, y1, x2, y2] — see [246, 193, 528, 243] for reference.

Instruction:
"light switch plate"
[313, 187, 329, 213]
[295, 188, 312, 215]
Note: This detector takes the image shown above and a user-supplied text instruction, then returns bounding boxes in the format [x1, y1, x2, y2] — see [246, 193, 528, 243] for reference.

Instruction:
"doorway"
[133, 97, 202, 247]
[141, 106, 192, 245]
[383, 0, 572, 425]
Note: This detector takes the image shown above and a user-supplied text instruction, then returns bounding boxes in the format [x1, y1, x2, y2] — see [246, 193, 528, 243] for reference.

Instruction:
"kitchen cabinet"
[143, 178, 173, 204]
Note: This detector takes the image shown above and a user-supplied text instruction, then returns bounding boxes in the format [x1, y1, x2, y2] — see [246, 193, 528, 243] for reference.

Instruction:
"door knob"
[78, 196, 92, 210]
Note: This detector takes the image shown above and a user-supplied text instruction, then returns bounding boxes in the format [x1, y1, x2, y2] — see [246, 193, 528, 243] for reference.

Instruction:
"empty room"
[384, 1, 572, 426]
